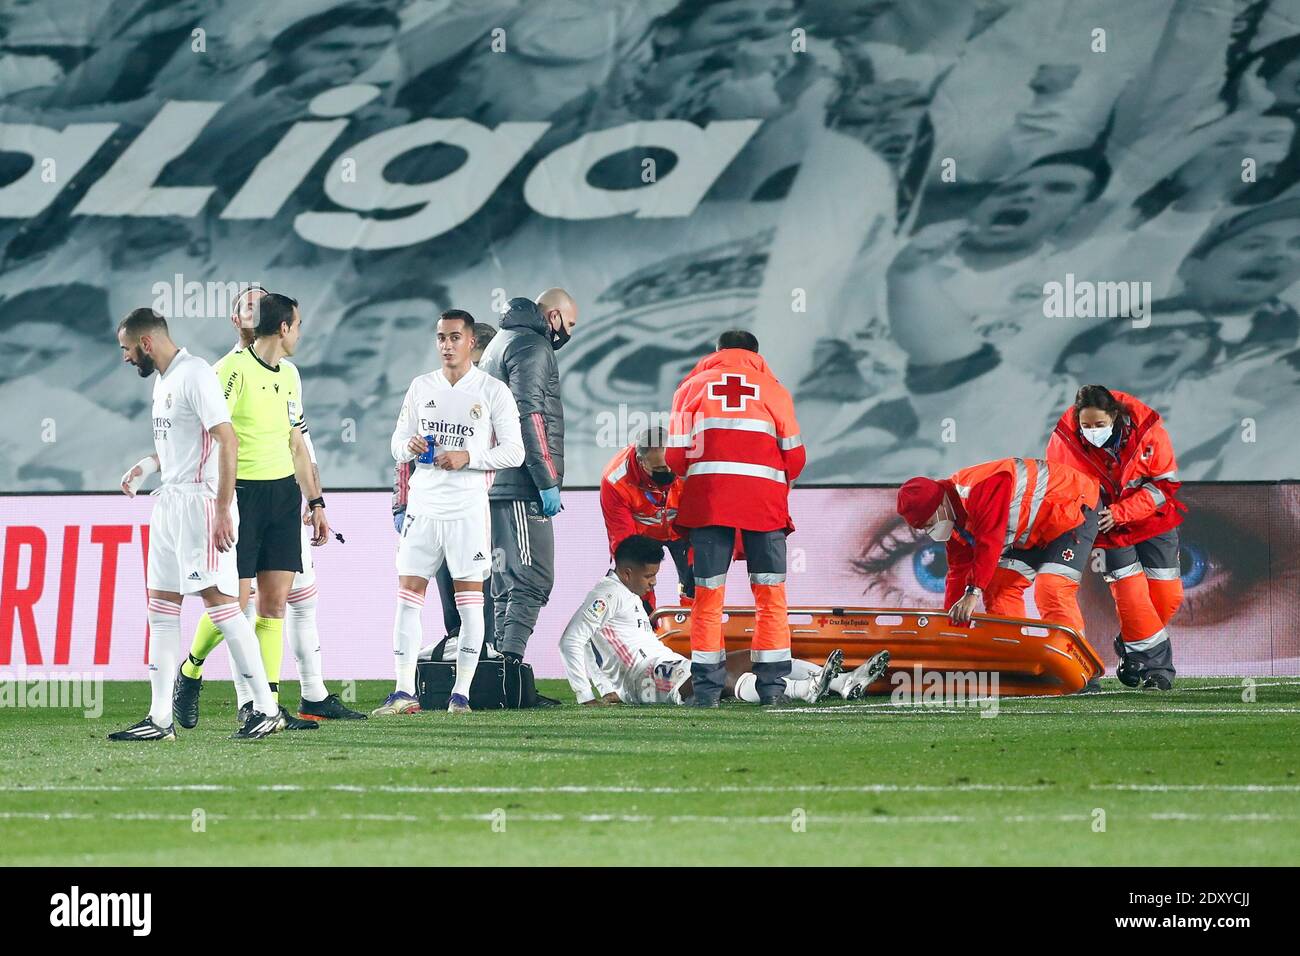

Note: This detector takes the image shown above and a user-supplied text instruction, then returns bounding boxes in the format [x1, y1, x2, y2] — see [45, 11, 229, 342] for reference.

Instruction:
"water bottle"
[417, 435, 438, 464]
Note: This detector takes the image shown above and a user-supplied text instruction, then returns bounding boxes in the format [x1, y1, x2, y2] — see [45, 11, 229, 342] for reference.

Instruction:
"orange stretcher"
[650, 606, 1105, 697]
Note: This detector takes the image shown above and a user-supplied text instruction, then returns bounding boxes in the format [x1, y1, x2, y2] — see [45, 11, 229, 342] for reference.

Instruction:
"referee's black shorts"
[235, 476, 303, 578]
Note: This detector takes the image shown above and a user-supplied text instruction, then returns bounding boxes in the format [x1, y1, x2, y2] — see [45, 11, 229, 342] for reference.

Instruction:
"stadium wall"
[1, 485, 1296, 681]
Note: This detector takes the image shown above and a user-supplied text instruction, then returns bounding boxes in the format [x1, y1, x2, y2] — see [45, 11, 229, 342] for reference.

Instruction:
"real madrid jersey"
[152, 349, 231, 491]
[391, 365, 525, 519]
[559, 571, 660, 704]
[214, 345, 304, 480]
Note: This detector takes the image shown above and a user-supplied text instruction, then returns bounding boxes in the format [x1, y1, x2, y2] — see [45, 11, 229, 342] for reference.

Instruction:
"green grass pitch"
[1, 678, 1297, 866]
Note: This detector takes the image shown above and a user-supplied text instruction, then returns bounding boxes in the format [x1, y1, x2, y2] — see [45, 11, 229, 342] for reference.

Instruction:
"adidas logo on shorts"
[472, 552, 486, 561]
[188, 571, 201, 580]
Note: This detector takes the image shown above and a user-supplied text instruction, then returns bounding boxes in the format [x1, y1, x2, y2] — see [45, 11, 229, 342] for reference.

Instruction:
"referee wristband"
[308, 496, 326, 511]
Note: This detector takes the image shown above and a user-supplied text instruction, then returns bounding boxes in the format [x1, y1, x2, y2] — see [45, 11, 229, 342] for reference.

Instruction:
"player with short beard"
[112, 309, 283, 741]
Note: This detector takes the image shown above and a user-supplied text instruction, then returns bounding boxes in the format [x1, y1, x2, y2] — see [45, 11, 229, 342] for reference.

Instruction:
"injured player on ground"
[561, 535, 889, 706]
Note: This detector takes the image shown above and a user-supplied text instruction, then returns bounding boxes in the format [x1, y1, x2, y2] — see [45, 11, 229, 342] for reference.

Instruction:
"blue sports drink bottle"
[417, 435, 438, 464]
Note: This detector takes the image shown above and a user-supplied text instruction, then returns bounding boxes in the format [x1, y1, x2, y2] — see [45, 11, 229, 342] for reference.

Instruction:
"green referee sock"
[256, 616, 284, 704]
[180, 614, 225, 679]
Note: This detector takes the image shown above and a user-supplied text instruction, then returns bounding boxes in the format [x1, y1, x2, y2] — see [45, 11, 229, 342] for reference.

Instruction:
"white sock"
[146, 598, 182, 726]
[230, 602, 257, 708]
[734, 671, 760, 704]
[829, 673, 850, 697]
[210, 601, 278, 716]
[785, 676, 815, 702]
[451, 589, 486, 697]
[287, 584, 327, 702]
[394, 586, 424, 696]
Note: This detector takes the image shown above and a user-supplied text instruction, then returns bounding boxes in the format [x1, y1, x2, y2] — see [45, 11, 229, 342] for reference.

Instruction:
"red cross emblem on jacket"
[708, 373, 759, 411]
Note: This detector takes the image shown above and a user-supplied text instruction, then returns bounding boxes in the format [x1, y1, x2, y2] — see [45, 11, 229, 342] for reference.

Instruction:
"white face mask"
[1081, 424, 1113, 447]
[927, 519, 955, 542]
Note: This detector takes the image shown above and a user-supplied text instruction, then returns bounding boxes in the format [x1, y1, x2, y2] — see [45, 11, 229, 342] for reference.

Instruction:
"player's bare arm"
[290, 425, 329, 545]
[301, 461, 322, 522]
[209, 422, 238, 553]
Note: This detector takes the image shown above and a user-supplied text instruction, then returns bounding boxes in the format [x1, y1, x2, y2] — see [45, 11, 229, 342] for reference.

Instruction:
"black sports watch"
[308, 496, 326, 511]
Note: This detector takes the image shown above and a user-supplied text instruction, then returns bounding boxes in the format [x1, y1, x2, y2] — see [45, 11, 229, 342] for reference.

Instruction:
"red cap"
[897, 477, 945, 528]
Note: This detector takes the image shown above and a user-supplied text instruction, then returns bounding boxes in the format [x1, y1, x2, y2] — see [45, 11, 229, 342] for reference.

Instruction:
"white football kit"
[391, 365, 524, 581]
[560, 572, 691, 704]
[145, 349, 239, 596]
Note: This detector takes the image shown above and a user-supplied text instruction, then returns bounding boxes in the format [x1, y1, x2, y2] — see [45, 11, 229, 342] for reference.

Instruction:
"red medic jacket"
[1045, 390, 1185, 549]
[665, 349, 804, 532]
[599, 443, 684, 556]
[939, 457, 1099, 608]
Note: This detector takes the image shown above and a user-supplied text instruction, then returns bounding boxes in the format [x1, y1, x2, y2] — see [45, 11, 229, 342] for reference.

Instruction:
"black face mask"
[549, 323, 571, 351]
[649, 468, 675, 486]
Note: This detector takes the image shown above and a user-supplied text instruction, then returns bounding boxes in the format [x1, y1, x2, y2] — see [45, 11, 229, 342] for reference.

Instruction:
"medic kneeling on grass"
[896, 457, 1102, 649]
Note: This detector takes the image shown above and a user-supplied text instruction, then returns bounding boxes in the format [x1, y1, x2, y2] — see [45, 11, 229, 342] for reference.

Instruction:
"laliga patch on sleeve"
[589, 599, 607, 619]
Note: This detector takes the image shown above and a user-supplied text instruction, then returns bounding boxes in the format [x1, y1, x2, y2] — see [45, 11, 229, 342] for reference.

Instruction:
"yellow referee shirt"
[215, 346, 305, 480]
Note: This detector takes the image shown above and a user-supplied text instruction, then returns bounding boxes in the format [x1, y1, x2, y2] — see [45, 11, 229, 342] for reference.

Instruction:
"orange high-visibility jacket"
[665, 349, 804, 532]
[950, 457, 1099, 550]
[941, 457, 1100, 603]
[599, 443, 684, 556]
[1045, 391, 1185, 549]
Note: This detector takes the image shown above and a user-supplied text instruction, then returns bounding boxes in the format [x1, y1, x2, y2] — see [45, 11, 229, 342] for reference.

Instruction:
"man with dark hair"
[887, 147, 1116, 384]
[470, 322, 496, 363]
[560, 535, 692, 705]
[666, 330, 806, 706]
[377, 309, 523, 715]
[112, 308, 283, 740]
[392, 318, 499, 656]
[560, 535, 872, 706]
[716, 329, 760, 352]
[478, 288, 577, 665]
[599, 424, 694, 612]
[176, 287, 365, 729]
[173, 292, 331, 731]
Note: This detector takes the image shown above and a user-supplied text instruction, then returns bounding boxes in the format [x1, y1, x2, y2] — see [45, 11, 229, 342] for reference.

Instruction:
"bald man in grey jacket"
[478, 289, 577, 662]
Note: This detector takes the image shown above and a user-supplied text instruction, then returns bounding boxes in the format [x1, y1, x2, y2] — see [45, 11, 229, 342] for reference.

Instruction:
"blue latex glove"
[393, 510, 406, 533]
[539, 486, 562, 518]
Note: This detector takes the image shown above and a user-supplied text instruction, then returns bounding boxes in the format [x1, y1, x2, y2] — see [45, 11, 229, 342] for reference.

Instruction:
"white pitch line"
[1092, 784, 1300, 793]
[963, 707, 1300, 715]
[0, 782, 1055, 796]
[773, 679, 1300, 713]
[768, 705, 1300, 715]
[1, 811, 1296, 826]
[4, 781, 1299, 797]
